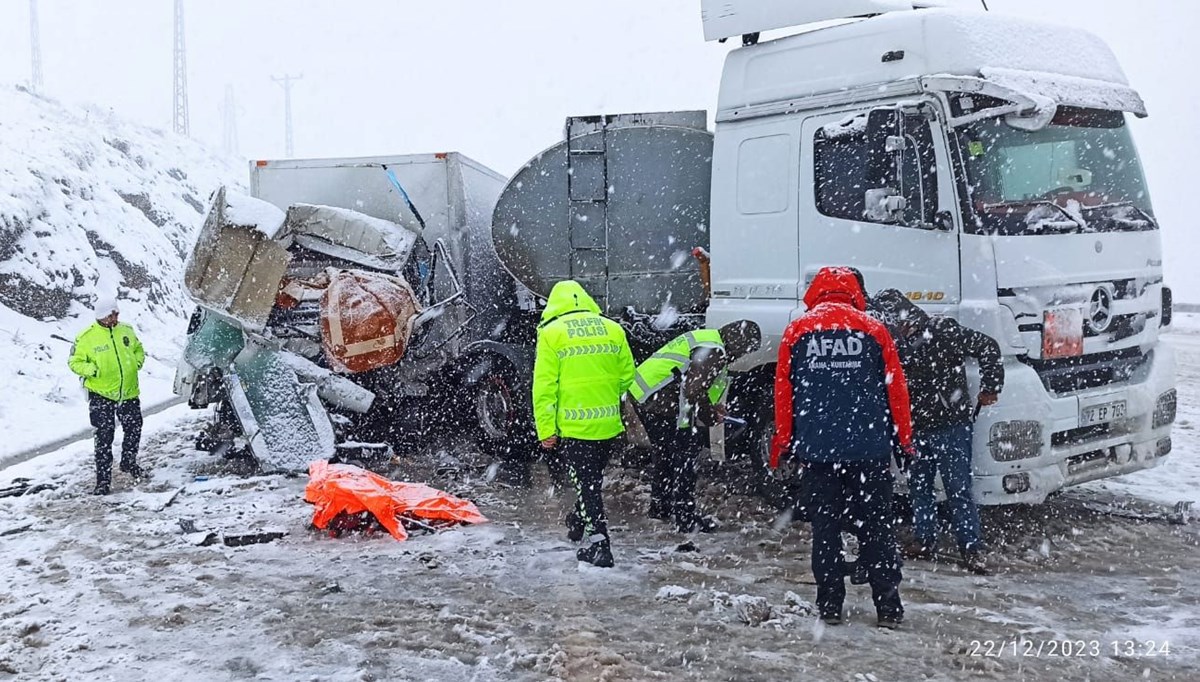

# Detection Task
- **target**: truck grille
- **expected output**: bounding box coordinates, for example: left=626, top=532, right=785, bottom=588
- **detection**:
left=1021, top=347, right=1150, bottom=395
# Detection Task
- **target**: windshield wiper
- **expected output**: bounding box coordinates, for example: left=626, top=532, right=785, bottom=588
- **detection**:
left=1080, top=201, right=1158, bottom=231
left=981, top=200, right=1088, bottom=234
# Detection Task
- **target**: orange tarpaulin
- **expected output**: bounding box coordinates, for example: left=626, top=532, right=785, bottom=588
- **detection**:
left=305, top=460, right=488, bottom=541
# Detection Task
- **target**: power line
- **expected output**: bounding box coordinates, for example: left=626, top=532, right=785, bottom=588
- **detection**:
left=272, top=74, right=303, bottom=157
left=173, top=0, right=190, bottom=136
left=29, top=0, right=43, bottom=92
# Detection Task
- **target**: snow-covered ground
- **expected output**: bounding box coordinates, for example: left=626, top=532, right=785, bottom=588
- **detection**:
left=0, top=316, right=1197, bottom=680
left=0, top=85, right=242, bottom=460
left=1083, top=312, right=1200, bottom=507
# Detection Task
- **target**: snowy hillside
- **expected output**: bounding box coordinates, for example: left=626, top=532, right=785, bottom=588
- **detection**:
left=0, top=84, right=243, bottom=459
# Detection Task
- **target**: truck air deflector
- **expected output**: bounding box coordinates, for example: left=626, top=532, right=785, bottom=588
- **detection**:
left=717, top=73, right=1145, bottom=126
left=701, top=0, right=913, bottom=42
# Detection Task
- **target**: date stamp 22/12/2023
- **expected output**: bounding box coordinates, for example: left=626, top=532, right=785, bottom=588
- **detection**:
left=969, top=639, right=1172, bottom=658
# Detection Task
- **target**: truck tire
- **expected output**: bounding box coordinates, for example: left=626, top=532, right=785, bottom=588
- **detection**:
left=737, top=370, right=795, bottom=510
left=470, top=356, right=534, bottom=460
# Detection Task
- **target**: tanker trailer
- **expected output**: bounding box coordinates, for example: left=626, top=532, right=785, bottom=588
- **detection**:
left=476, top=111, right=715, bottom=459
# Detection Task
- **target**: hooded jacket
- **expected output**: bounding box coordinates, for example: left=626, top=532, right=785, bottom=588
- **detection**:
left=68, top=321, right=145, bottom=402
left=870, top=290, right=1004, bottom=435
left=533, top=281, right=635, bottom=442
left=770, top=267, right=913, bottom=467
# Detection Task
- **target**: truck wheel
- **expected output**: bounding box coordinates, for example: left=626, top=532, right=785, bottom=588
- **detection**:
left=472, top=358, right=533, bottom=460
left=744, top=379, right=795, bottom=510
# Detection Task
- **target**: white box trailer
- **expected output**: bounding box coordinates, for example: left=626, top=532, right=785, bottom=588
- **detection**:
left=699, top=5, right=1176, bottom=504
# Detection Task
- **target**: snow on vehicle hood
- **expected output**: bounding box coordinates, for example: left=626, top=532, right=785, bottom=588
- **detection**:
left=282, top=204, right=420, bottom=271
left=223, top=190, right=287, bottom=238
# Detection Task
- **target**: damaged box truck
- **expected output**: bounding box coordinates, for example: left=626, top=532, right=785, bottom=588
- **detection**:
left=175, top=154, right=522, bottom=469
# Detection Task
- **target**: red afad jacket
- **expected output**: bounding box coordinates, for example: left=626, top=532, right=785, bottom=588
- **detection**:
left=770, top=267, right=914, bottom=467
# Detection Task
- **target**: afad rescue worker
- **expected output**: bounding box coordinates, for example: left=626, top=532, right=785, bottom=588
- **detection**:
left=627, top=321, right=761, bottom=533
left=771, top=267, right=915, bottom=628
left=533, top=280, right=635, bottom=568
left=68, top=295, right=148, bottom=495
left=871, top=290, right=1004, bottom=575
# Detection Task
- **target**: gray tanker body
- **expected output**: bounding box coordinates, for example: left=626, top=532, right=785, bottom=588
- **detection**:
left=493, top=112, right=714, bottom=323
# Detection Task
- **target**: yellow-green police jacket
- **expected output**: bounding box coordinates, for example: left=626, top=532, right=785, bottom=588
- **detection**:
left=68, top=321, right=146, bottom=402
left=533, top=281, right=635, bottom=442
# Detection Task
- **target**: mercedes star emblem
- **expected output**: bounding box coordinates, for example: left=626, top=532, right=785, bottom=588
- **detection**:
left=1087, top=286, right=1114, bottom=333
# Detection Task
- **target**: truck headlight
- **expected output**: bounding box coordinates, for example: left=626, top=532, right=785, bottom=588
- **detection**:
left=1153, top=389, right=1177, bottom=429
left=989, top=420, right=1043, bottom=461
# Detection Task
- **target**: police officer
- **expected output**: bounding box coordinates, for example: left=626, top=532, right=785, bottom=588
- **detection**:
left=533, top=280, right=635, bottom=568
left=628, top=321, right=761, bottom=532
left=771, top=267, right=915, bottom=628
left=68, top=295, right=148, bottom=495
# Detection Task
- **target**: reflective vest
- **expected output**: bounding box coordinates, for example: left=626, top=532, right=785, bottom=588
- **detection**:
left=68, top=322, right=146, bottom=402
left=629, top=329, right=728, bottom=429
left=533, top=281, right=636, bottom=442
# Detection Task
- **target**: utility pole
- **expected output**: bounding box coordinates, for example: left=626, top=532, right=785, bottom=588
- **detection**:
left=272, top=74, right=302, bottom=157
left=173, top=0, right=190, bottom=136
left=29, top=0, right=43, bottom=92
left=221, top=84, right=240, bottom=156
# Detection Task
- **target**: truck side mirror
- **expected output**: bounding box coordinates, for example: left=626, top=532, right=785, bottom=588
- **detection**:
left=863, top=108, right=904, bottom=223
left=866, top=108, right=902, bottom=189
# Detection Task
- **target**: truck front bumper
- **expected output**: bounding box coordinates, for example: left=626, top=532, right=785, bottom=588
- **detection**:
left=972, top=343, right=1176, bottom=506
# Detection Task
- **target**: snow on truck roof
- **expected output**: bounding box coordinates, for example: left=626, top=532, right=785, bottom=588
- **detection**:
left=717, top=8, right=1144, bottom=118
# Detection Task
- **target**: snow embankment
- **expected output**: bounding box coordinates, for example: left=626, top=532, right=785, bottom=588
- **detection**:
left=0, top=84, right=243, bottom=459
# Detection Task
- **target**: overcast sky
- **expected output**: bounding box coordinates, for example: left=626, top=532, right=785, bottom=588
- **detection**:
left=1, top=0, right=1197, bottom=298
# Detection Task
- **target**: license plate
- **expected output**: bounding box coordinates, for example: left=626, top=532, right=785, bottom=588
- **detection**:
left=1080, top=400, right=1127, bottom=427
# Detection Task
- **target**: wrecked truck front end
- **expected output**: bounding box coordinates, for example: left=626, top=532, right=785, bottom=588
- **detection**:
left=175, top=187, right=439, bottom=471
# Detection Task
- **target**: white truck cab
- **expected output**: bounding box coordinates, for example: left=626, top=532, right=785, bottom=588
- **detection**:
left=703, top=5, right=1176, bottom=504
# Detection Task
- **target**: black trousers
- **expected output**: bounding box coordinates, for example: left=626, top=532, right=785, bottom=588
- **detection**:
left=805, top=458, right=903, bottom=619
left=560, top=437, right=616, bottom=540
left=642, top=410, right=703, bottom=524
left=89, top=393, right=143, bottom=483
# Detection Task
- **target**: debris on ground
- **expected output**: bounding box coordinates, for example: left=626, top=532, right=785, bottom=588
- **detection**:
left=0, top=478, right=56, bottom=498
left=177, top=517, right=286, bottom=547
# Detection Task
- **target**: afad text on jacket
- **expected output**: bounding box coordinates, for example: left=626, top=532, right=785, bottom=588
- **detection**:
left=770, top=267, right=913, bottom=467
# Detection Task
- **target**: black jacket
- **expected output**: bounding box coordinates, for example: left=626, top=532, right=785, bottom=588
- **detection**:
left=896, top=316, right=1004, bottom=435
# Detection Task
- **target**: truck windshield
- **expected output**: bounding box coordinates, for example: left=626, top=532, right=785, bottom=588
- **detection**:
left=957, top=107, right=1156, bottom=236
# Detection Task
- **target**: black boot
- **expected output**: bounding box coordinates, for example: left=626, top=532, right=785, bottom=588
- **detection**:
left=120, top=462, right=146, bottom=480
left=93, top=480, right=111, bottom=496
left=576, top=538, right=614, bottom=568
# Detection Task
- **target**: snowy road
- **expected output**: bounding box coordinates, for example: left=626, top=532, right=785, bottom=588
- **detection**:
left=2, top=322, right=1199, bottom=681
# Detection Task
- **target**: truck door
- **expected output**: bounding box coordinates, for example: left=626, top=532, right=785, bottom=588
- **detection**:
left=798, top=105, right=960, bottom=308
left=707, top=117, right=802, bottom=352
